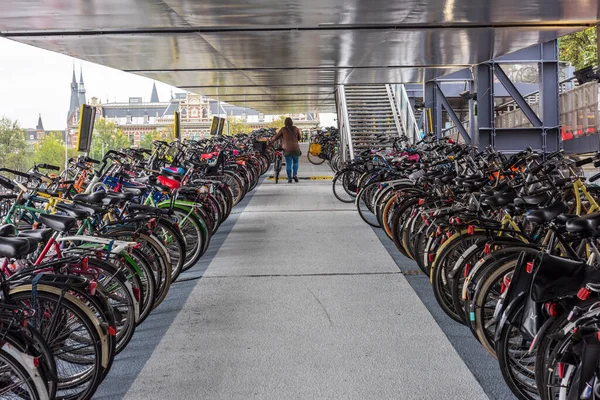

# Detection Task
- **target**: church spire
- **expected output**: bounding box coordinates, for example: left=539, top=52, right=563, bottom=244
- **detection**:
left=36, top=113, right=44, bottom=131
left=78, top=63, right=86, bottom=106
left=68, top=63, right=80, bottom=120
left=150, top=81, right=159, bottom=103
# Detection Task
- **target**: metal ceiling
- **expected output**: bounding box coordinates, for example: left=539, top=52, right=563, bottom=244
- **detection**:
left=2, top=0, right=599, bottom=113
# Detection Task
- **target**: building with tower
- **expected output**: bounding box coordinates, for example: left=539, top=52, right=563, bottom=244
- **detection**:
left=24, top=114, right=64, bottom=144
left=65, top=68, right=319, bottom=148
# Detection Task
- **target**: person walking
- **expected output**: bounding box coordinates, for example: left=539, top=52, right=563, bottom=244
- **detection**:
left=269, top=117, right=302, bottom=183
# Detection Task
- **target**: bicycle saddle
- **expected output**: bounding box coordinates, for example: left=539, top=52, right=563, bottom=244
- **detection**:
left=0, top=224, right=16, bottom=237
left=73, top=191, right=106, bottom=204
left=0, top=237, right=30, bottom=258
left=38, top=213, right=78, bottom=233
left=161, top=168, right=183, bottom=181
left=565, top=212, right=600, bottom=235
left=525, top=202, right=568, bottom=224
left=513, top=193, right=550, bottom=207
left=55, top=203, right=90, bottom=220
left=70, top=201, right=108, bottom=216
left=121, top=186, right=146, bottom=196
left=104, top=192, right=135, bottom=205
left=481, top=192, right=518, bottom=208
left=19, top=228, right=53, bottom=243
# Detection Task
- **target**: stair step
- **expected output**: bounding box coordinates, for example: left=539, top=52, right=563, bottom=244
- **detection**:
left=349, top=119, right=394, bottom=123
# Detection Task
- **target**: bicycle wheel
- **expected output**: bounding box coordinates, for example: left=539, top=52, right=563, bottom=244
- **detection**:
left=10, top=286, right=106, bottom=400
left=0, top=346, right=48, bottom=400
left=332, top=171, right=357, bottom=203
left=356, top=181, right=381, bottom=228
left=307, top=150, right=326, bottom=165
left=154, top=218, right=186, bottom=282
left=275, top=157, right=281, bottom=184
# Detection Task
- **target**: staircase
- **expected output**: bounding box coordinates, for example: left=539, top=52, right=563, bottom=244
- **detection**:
left=343, top=85, right=401, bottom=156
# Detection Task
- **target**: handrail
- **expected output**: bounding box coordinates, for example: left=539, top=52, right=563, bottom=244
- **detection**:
left=398, top=84, right=421, bottom=143
left=386, top=84, right=403, bottom=139
left=338, top=85, right=354, bottom=160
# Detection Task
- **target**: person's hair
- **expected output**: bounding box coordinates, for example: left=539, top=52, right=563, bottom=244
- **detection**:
left=284, top=117, right=293, bottom=128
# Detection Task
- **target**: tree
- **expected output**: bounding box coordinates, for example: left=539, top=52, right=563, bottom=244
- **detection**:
left=225, top=116, right=250, bottom=135
left=0, top=116, right=31, bottom=171
left=33, top=132, right=66, bottom=170
left=89, top=118, right=131, bottom=160
left=139, top=129, right=174, bottom=150
left=559, top=27, right=598, bottom=70
left=267, top=115, right=287, bottom=129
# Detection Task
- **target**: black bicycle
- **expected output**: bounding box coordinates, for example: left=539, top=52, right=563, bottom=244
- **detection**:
left=274, top=147, right=283, bottom=184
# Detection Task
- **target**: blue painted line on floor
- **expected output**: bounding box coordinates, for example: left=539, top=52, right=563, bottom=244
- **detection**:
left=95, top=175, right=267, bottom=399
left=371, top=227, right=517, bottom=400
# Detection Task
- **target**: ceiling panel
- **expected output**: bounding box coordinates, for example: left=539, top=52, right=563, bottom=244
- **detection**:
left=14, top=33, right=235, bottom=71
left=178, top=86, right=336, bottom=97
left=164, top=0, right=600, bottom=27
left=0, top=1, right=189, bottom=32
left=199, top=30, right=389, bottom=69
left=342, top=67, right=461, bottom=84
left=2, top=0, right=600, bottom=113
left=1, top=0, right=598, bottom=33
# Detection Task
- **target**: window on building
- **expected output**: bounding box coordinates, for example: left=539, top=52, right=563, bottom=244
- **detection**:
left=202, top=108, right=208, bottom=119
left=144, top=114, right=149, bottom=124
left=126, top=114, right=132, bottom=124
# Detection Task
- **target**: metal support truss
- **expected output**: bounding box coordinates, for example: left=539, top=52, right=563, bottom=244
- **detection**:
left=475, top=40, right=560, bottom=153
left=435, top=83, right=471, bottom=143
left=424, top=68, right=473, bottom=143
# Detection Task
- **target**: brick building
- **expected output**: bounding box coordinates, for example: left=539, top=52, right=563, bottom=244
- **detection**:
left=66, top=68, right=319, bottom=148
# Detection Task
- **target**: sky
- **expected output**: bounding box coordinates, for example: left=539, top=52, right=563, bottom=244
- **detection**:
left=0, top=37, right=337, bottom=131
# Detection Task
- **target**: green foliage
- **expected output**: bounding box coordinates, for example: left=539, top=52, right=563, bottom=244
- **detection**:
left=89, top=118, right=131, bottom=160
left=33, top=132, right=66, bottom=170
left=0, top=116, right=31, bottom=171
left=225, top=116, right=250, bottom=135
left=139, top=129, right=174, bottom=150
left=267, top=115, right=287, bottom=129
left=559, top=27, right=598, bottom=70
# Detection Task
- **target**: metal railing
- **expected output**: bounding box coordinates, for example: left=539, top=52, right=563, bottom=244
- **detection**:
left=397, top=84, right=421, bottom=143
left=495, top=81, right=599, bottom=142
left=336, top=85, right=354, bottom=161
left=385, top=84, right=404, bottom=139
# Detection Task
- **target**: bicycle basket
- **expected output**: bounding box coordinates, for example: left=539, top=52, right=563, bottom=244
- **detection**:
left=309, top=143, right=322, bottom=156
left=253, top=141, right=267, bottom=153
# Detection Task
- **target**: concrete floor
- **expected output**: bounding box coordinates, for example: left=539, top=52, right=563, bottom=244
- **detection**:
left=96, top=160, right=497, bottom=400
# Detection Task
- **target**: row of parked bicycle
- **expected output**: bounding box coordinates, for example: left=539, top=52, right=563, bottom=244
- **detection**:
left=307, top=128, right=341, bottom=172
left=333, top=134, right=600, bottom=400
left=0, top=131, right=276, bottom=399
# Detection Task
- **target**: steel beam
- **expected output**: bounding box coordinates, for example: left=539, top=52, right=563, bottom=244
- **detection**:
left=494, top=65, right=543, bottom=127
left=436, top=68, right=474, bottom=82
left=479, top=128, right=559, bottom=153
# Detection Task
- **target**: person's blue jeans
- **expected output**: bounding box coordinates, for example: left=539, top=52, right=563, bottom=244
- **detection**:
left=284, top=155, right=299, bottom=180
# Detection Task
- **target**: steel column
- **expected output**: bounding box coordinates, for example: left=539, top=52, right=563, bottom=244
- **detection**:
left=475, top=63, right=495, bottom=149
left=424, top=80, right=442, bottom=138
left=538, top=40, right=560, bottom=153
left=468, top=77, right=477, bottom=147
